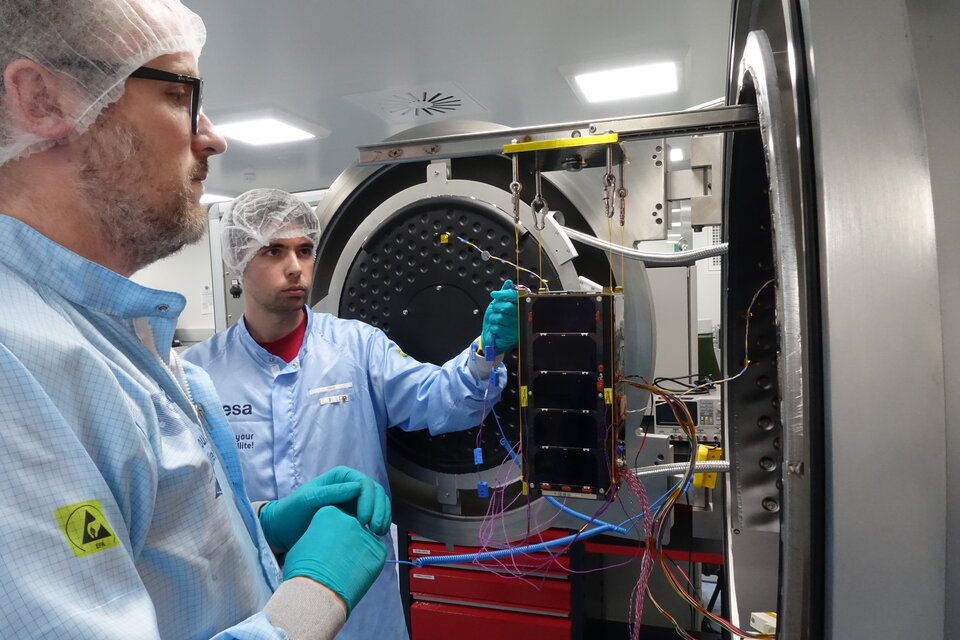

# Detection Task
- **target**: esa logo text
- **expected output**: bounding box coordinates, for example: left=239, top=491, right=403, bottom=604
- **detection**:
left=223, top=403, right=253, bottom=416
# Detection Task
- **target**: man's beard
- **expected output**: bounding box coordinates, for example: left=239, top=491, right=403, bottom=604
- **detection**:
left=77, top=117, right=207, bottom=274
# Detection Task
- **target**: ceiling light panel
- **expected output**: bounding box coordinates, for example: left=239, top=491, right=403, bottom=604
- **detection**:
left=573, top=61, right=679, bottom=103
left=211, top=107, right=330, bottom=146
left=216, top=118, right=315, bottom=146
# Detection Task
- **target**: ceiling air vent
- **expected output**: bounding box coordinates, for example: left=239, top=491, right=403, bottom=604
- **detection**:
left=344, top=82, right=486, bottom=125
left=384, top=91, right=462, bottom=117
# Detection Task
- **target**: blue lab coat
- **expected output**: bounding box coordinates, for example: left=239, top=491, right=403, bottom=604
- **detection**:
left=183, top=307, right=505, bottom=640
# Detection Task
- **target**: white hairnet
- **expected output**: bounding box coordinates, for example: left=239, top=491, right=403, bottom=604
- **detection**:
left=0, top=0, right=205, bottom=166
left=221, top=188, right=321, bottom=277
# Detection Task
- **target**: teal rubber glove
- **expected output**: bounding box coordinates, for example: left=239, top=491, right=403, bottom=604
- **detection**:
left=259, top=466, right=391, bottom=553
left=480, top=279, right=519, bottom=354
left=283, top=506, right=387, bottom=615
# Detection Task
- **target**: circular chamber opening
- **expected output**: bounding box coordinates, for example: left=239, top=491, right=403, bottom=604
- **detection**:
left=340, top=196, right=561, bottom=476
left=721, top=25, right=823, bottom=635
left=725, top=75, right=783, bottom=530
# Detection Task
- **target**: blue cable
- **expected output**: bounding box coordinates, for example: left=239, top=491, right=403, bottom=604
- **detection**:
left=409, top=482, right=686, bottom=568
left=490, top=406, right=688, bottom=534
left=413, top=523, right=623, bottom=567
left=421, top=407, right=689, bottom=570
left=546, top=496, right=628, bottom=535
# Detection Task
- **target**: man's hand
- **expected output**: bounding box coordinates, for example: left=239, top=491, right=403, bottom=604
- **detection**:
left=480, top=280, right=519, bottom=354
left=259, top=466, right=390, bottom=553
left=282, top=506, right=387, bottom=615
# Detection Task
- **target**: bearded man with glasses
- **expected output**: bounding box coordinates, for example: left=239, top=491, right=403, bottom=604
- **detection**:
left=0, top=1, right=387, bottom=639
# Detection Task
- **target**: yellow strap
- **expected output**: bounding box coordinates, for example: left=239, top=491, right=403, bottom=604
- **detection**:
left=502, top=133, right=619, bottom=154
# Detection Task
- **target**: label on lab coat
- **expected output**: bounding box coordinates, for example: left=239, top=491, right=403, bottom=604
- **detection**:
left=318, top=394, right=349, bottom=406
left=309, top=382, right=353, bottom=395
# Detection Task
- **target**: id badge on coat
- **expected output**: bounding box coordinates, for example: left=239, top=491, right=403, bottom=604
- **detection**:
left=310, top=382, right=352, bottom=406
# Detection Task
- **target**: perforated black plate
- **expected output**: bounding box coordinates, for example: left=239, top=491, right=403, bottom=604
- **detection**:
left=339, top=196, right=561, bottom=474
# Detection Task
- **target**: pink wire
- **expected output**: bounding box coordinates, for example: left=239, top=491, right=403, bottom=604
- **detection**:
left=622, top=467, right=654, bottom=640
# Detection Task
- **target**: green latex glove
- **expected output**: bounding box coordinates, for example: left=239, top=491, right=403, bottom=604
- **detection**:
left=283, top=506, right=387, bottom=615
left=259, top=466, right=391, bottom=553
left=480, top=279, right=519, bottom=354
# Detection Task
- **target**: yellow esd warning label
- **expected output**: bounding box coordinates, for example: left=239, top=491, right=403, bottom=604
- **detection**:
left=55, top=500, right=119, bottom=558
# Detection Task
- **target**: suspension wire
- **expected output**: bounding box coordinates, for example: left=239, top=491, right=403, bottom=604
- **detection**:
left=618, top=154, right=627, bottom=287
left=532, top=151, right=549, bottom=291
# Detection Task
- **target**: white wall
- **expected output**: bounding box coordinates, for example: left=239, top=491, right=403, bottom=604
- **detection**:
left=693, top=226, right=722, bottom=333
left=130, top=228, right=216, bottom=343
left=646, top=266, right=695, bottom=378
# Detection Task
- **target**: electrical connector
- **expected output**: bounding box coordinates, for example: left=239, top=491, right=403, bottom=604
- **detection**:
left=749, top=611, right=777, bottom=635
left=476, top=481, right=489, bottom=498
left=473, top=447, right=483, bottom=465
left=693, top=445, right=722, bottom=488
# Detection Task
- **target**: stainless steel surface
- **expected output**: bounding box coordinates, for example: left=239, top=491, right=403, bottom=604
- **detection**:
left=356, top=106, right=758, bottom=166
left=725, top=0, right=950, bottom=637
left=728, top=24, right=814, bottom=638
left=665, top=133, right=725, bottom=228
left=909, top=1, right=960, bottom=636
left=588, top=105, right=759, bottom=138
left=689, top=134, right=724, bottom=227
left=798, top=1, right=946, bottom=638
left=621, top=138, right=668, bottom=241
left=632, top=460, right=730, bottom=478
left=748, top=23, right=813, bottom=640
left=542, top=159, right=666, bottom=245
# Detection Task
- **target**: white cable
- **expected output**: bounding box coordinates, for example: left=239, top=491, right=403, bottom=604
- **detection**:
left=558, top=222, right=728, bottom=266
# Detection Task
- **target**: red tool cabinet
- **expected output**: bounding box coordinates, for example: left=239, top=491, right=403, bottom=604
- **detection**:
left=405, top=531, right=574, bottom=640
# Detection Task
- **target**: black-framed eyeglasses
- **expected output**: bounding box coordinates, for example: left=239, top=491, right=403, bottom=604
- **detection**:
left=129, top=66, right=203, bottom=134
